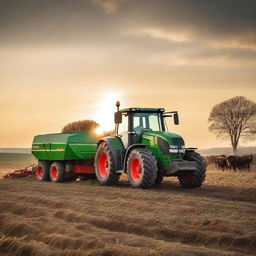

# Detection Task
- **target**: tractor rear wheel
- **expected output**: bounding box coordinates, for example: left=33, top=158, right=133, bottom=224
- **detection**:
left=50, top=162, right=66, bottom=183
left=178, top=151, right=206, bottom=188
left=94, top=142, right=120, bottom=185
left=36, top=161, right=50, bottom=181
left=127, top=148, right=157, bottom=189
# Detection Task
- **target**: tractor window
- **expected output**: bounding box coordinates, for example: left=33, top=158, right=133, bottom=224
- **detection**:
left=133, top=113, right=162, bottom=134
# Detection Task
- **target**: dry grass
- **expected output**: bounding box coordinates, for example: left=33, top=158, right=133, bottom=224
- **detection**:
left=205, top=165, right=256, bottom=189
left=0, top=157, right=256, bottom=256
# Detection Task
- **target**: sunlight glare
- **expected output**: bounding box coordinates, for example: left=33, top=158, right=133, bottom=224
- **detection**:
left=95, top=92, right=122, bottom=132
left=95, top=126, right=104, bottom=135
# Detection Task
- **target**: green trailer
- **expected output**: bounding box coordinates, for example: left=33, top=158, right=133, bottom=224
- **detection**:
left=32, top=132, right=98, bottom=182
left=32, top=102, right=206, bottom=188
left=32, top=132, right=98, bottom=161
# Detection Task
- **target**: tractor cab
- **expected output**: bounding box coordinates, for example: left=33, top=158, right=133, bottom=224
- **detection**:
left=114, top=103, right=179, bottom=148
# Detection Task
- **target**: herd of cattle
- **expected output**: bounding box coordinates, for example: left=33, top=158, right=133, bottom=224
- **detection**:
left=204, top=154, right=254, bottom=171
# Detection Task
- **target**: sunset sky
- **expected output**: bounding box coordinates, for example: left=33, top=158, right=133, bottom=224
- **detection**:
left=0, top=0, right=255, bottom=148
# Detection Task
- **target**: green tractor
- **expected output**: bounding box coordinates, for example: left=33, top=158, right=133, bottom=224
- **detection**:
left=94, top=101, right=206, bottom=188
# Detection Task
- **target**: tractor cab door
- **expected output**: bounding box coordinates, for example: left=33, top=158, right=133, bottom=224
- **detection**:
left=117, top=113, right=129, bottom=148
left=132, top=114, right=146, bottom=143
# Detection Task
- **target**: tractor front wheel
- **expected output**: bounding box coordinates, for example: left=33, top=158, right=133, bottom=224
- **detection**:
left=36, top=161, right=50, bottom=181
left=178, top=151, right=206, bottom=188
left=127, top=148, right=157, bottom=189
left=94, top=142, right=120, bottom=185
left=50, top=162, right=66, bottom=183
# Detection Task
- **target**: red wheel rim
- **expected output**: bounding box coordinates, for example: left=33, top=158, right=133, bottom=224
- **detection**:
left=51, top=166, right=58, bottom=180
left=37, top=166, right=43, bottom=179
left=99, top=152, right=108, bottom=177
left=131, top=158, right=142, bottom=180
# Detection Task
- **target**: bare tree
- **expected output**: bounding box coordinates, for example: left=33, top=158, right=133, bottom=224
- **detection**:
left=62, top=120, right=99, bottom=133
left=208, top=96, right=256, bottom=155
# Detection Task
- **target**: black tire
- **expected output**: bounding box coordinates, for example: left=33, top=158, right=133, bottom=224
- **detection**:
left=127, top=148, right=157, bottom=189
left=36, top=161, right=50, bottom=181
left=94, top=142, right=120, bottom=185
left=178, top=151, right=206, bottom=188
left=79, top=173, right=97, bottom=180
left=155, top=172, right=164, bottom=184
left=50, top=162, right=66, bottom=183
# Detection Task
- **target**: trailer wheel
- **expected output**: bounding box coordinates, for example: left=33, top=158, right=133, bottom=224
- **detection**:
left=36, top=161, right=50, bottom=181
left=127, top=148, right=157, bottom=189
left=178, top=151, right=206, bottom=188
left=50, top=162, right=65, bottom=183
left=94, top=142, right=120, bottom=185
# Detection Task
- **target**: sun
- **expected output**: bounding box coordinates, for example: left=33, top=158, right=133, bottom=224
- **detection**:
left=95, top=126, right=104, bottom=135
left=94, top=92, right=122, bottom=132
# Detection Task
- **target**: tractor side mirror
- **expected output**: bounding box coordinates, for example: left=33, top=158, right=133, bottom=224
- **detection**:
left=174, top=112, right=179, bottom=125
left=114, top=112, right=122, bottom=124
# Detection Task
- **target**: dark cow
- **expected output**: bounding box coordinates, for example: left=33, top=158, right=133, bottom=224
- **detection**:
left=215, top=156, right=229, bottom=171
left=227, top=155, right=253, bottom=171
left=204, top=155, right=228, bottom=169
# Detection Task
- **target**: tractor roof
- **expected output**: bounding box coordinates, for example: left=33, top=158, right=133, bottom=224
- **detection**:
left=119, top=108, right=165, bottom=113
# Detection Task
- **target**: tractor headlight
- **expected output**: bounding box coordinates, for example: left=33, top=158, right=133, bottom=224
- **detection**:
left=179, top=145, right=186, bottom=154
left=169, top=145, right=185, bottom=154
left=169, top=145, right=178, bottom=153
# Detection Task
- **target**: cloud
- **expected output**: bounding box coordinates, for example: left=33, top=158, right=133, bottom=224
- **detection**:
left=129, top=26, right=256, bottom=52
left=90, top=0, right=125, bottom=14
left=0, top=0, right=255, bottom=51
left=123, top=0, right=256, bottom=51
left=128, top=28, right=192, bottom=43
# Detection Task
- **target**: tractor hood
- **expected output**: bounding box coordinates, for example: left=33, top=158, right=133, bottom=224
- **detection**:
left=142, top=131, right=185, bottom=148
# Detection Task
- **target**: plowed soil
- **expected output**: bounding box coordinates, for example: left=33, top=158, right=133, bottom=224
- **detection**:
left=0, top=168, right=256, bottom=256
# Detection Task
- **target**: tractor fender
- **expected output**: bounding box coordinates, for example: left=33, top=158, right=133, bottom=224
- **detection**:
left=123, top=144, right=147, bottom=172
left=97, top=136, right=125, bottom=171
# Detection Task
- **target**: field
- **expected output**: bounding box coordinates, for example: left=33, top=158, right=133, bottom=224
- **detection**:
left=0, top=153, right=35, bottom=175
left=0, top=154, right=256, bottom=256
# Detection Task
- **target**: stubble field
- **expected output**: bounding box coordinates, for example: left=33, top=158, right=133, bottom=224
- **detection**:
left=0, top=155, right=255, bottom=256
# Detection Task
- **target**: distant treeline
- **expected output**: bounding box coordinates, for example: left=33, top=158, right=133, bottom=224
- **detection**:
left=199, top=147, right=256, bottom=156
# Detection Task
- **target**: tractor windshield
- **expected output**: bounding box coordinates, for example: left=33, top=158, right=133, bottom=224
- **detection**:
left=133, top=113, right=163, bottom=134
